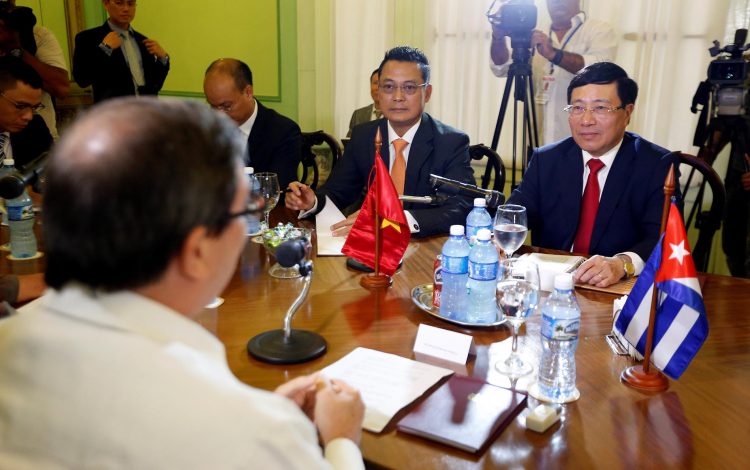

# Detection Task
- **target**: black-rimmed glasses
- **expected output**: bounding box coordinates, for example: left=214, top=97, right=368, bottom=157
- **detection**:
left=0, top=93, right=45, bottom=113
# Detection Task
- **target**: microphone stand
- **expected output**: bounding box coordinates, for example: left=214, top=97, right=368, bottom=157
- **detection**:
left=247, top=242, right=327, bottom=364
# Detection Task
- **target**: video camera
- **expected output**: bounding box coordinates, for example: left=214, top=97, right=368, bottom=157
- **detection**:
left=703, top=29, right=749, bottom=116
left=486, top=0, right=537, bottom=54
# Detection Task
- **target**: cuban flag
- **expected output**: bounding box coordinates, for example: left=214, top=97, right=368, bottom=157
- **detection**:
left=615, top=200, right=709, bottom=380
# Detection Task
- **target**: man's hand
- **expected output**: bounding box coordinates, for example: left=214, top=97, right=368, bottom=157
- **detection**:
left=531, top=30, right=555, bottom=60
left=143, top=39, right=167, bottom=59
left=742, top=154, right=750, bottom=192
left=330, top=210, right=360, bottom=237
left=274, top=373, right=319, bottom=421
left=314, top=378, right=365, bottom=446
left=285, top=181, right=316, bottom=211
left=574, top=255, right=625, bottom=287
left=102, top=31, right=122, bottom=50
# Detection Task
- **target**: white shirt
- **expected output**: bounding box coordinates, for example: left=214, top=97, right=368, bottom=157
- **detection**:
left=0, top=286, right=363, bottom=470
left=32, top=26, right=68, bottom=140
left=239, top=98, right=259, bottom=160
left=490, top=13, right=617, bottom=145
left=580, top=140, right=645, bottom=274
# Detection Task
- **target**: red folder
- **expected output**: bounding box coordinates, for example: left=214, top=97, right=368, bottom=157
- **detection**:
left=397, top=375, right=527, bottom=454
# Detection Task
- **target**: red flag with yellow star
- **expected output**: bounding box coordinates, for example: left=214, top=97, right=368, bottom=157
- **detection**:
left=342, top=151, right=410, bottom=276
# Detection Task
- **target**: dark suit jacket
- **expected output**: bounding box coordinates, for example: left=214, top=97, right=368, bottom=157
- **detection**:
left=507, top=132, right=681, bottom=260
left=316, top=113, right=474, bottom=238
left=73, top=22, right=169, bottom=103
left=10, top=115, right=52, bottom=168
left=347, top=103, right=375, bottom=138
left=246, top=101, right=302, bottom=191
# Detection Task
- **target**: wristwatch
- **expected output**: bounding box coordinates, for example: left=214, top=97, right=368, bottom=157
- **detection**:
left=551, top=49, right=564, bottom=65
left=9, top=48, right=23, bottom=58
left=616, top=254, right=635, bottom=279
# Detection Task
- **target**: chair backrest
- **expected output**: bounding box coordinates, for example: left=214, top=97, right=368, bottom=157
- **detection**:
left=469, top=143, right=505, bottom=193
left=299, top=131, right=342, bottom=189
left=677, top=152, right=726, bottom=272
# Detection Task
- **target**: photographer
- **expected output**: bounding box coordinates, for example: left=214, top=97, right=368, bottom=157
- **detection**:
left=490, top=0, right=616, bottom=145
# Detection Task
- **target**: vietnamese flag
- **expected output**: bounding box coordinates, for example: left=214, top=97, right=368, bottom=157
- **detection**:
left=342, top=149, right=410, bottom=276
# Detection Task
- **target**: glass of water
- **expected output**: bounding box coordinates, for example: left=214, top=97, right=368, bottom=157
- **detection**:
left=495, top=257, right=540, bottom=377
left=493, top=204, right=527, bottom=258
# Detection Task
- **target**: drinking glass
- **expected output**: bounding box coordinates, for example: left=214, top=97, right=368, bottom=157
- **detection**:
left=252, top=172, right=280, bottom=243
left=495, top=258, right=540, bottom=377
left=493, top=204, right=527, bottom=258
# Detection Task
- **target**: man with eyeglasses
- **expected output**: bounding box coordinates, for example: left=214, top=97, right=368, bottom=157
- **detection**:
left=203, top=58, right=301, bottom=191
left=73, top=0, right=169, bottom=103
left=508, top=62, right=680, bottom=288
left=0, top=56, right=51, bottom=168
left=0, top=98, right=365, bottom=469
left=287, top=46, right=474, bottom=238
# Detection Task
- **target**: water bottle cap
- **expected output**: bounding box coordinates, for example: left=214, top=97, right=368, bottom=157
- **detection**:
left=554, top=273, right=574, bottom=290
left=3, top=158, right=14, bottom=165
left=244, top=167, right=255, bottom=175
left=477, top=228, right=492, bottom=241
left=449, top=225, right=465, bottom=236
left=473, top=198, right=486, bottom=207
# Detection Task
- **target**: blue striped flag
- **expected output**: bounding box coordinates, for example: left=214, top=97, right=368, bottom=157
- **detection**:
left=615, top=200, right=709, bottom=380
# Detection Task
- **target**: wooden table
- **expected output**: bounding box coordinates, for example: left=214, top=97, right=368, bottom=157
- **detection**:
left=212, top=210, right=750, bottom=469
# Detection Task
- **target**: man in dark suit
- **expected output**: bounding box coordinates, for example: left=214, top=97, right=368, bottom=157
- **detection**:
left=286, top=46, right=474, bottom=238
left=203, top=58, right=301, bottom=191
left=0, top=56, right=51, bottom=167
left=508, top=62, right=680, bottom=287
left=346, top=69, right=380, bottom=138
left=72, top=0, right=169, bottom=103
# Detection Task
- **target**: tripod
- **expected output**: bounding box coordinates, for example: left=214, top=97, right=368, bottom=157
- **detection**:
left=489, top=38, right=540, bottom=190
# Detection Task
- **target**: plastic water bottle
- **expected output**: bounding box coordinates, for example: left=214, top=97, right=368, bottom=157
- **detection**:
left=244, top=167, right=261, bottom=235
left=7, top=189, right=37, bottom=258
left=537, top=273, right=581, bottom=403
left=465, top=198, right=492, bottom=246
left=0, top=158, right=15, bottom=226
left=439, top=225, right=470, bottom=321
left=466, top=228, right=498, bottom=324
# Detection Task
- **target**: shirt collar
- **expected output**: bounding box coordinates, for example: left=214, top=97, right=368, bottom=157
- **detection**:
left=107, top=20, right=134, bottom=36
left=239, top=98, right=258, bottom=138
left=386, top=118, right=421, bottom=147
left=581, top=138, right=623, bottom=168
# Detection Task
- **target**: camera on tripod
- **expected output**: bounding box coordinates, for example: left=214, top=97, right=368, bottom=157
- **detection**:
left=486, top=0, right=537, bottom=54
left=705, top=28, right=750, bottom=116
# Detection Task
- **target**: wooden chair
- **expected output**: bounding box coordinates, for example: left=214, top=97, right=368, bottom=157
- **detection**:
left=469, top=143, right=505, bottom=192
left=677, top=152, right=726, bottom=272
left=299, top=131, right=341, bottom=190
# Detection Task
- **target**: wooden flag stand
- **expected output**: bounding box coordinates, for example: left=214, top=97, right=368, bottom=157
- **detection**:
left=620, top=165, right=675, bottom=392
left=361, top=128, right=393, bottom=289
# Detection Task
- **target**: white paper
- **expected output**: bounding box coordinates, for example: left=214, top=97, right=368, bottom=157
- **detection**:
left=521, top=253, right=586, bottom=291
left=413, top=324, right=474, bottom=364
left=322, top=347, right=453, bottom=432
left=315, top=197, right=347, bottom=256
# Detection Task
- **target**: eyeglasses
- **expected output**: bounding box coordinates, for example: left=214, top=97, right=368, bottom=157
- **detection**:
left=111, top=0, right=137, bottom=7
left=225, top=199, right=265, bottom=222
left=379, top=82, right=429, bottom=96
left=210, top=102, right=236, bottom=113
left=563, top=105, right=625, bottom=116
left=0, top=93, right=45, bottom=113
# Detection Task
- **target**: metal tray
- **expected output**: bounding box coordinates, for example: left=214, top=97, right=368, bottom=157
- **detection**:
left=410, top=284, right=507, bottom=328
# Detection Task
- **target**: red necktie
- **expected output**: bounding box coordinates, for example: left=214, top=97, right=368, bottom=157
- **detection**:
left=391, top=138, right=408, bottom=195
left=573, top=158, right=606, bottom=254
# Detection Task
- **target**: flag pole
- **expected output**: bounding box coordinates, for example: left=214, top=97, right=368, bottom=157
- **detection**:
left=621, top=164, right=675, bottom=392
left=361, top=128, right=393, bottom=288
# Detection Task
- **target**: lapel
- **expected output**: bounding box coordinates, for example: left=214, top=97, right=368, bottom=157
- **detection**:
left=378, top=119, right=390, bottom=167
left=559, top=144, right=585, bottom=248
left=403, top=114, right=433, bottom=196
left=589, top=134, right=636, bottom=252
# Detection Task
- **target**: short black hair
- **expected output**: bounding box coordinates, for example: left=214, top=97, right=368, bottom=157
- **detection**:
left=378, top=46, right=430, bottom=83
left=567, top=62, right=638, bottom=106
left=43, top=98, right=243, bottom=291
left=205, top=58, right=253, bottom=89
left=0, top=56, right=42, bottom=91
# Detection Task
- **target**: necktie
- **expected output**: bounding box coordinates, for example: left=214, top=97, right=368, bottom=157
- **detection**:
left=0, top=133, right=7, bottom=161
left=573, top=158, right=606, bottom=254
left=122, top=31, right=145, bottom=88
left=391, top=138, right=408, bottom=195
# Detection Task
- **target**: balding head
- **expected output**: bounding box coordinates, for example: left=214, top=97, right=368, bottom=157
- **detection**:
left=203, top=58, right=255, bottom=125
left=44, top=97, right=244, bottom=291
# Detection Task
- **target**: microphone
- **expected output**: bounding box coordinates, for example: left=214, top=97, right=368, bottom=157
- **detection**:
left=398, top=194, right=449, bottom=205
left=0, top=152, right=48, bottom=199
left=429, top=174, right=505, bottom=209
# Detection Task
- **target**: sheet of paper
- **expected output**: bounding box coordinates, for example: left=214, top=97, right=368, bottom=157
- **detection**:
left=322, top=347, right=453, bottom=433
left=315, top=197, right=347, bottom=256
